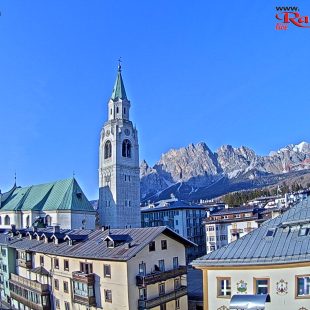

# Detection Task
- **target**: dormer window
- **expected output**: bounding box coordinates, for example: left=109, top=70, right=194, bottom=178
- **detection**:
left=107, top=240, right=114, bottom=248
left=266, top=229, right=276, bottom=237
left=299, top=227, right=309, bottom=236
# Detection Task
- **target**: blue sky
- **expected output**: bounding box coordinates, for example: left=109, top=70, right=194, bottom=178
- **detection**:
left=1, top=0, right=310, bottom=199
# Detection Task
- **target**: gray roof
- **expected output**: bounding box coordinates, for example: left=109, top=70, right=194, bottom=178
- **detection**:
left=0, top=227, right=195, bottom=261
left=192, top=197, right=310, bottom=267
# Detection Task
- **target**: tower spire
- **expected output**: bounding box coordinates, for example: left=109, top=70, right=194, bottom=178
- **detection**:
left=111, top=58, right=127, bottom=100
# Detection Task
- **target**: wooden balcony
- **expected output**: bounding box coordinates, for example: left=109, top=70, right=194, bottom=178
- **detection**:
left=138, top=286, right=187, bottom=309
left=72, top=271, right=96, bottom=307
left=72, top=271, right=95, bottom=284
left=136, top=266, right=187, bottom=287
left=73, top=294, right=96, bottom=307
left=10, top=273, right=49, bottom=292
left=9, top=274, right=50, bottom=310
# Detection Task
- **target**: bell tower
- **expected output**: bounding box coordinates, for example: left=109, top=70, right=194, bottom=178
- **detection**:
left=98, top=63, right=141, bottom=228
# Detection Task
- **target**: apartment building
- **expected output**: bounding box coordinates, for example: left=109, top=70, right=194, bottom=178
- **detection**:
left=0, top=225, right=194, bottom=310
left=141, top=199, right=206, bottom=262
left=193, top=197, right=310, bottom=310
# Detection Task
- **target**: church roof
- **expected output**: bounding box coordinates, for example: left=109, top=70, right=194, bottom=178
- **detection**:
left=111, top=65, right=127, bottom=101
left=192, top=197, right=310, bottom=267
left=0, top=178, right=95, bottom=213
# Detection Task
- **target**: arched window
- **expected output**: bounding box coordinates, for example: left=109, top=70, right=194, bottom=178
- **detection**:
left=104, top=140, right=112, bottom=159
left=122, top=139, right=131, bottom=158
left=4, top=215, right=10, bottom=226
left=45, top=215, right=52, bottom=226
left=116, top=107, right=119, bottom=114
left=26, top=215, right=30, bottom=227
left=124, top=108, right=126, bottom=115
left=0, top=216, right=2, bottom=225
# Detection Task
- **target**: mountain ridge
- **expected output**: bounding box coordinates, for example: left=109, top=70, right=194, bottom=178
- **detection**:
left=140, top=141, right=310, bottom=202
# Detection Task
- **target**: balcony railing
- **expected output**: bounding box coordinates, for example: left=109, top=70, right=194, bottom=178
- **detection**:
left=230, top=228, right=243, bottom=235
left=138, top=286, right=187, bottom=309
left=244, top=227, right=255, bottom=233
left=9, top=274, right=50, bottom=310
left=72, top=271, right=95, bottom=284
left=17, top=258, right=32, bottom=269
left=10, top=273, right=49, bottom=292
left=136, top=266, right=187, bottom=287
left=73, top=294, right=96, bottom=307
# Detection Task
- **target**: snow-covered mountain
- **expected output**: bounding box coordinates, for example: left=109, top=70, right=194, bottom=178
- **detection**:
left=140, top=141, right=310, bottom=202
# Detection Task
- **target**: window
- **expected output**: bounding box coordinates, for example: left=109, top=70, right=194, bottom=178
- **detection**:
left=159, top=283, right=165, bottom=296
left=54, top=279, right=59, bottom=290
left=160, top=305, right=166, bottom=310
left=64, top=260, right=69, bottom=271
left=266, top=229, right=276, bottom=237
left=139, top=288, right=147, bottom=300
left=139, top=262, right=146, bottom=276
left=174, top=277, right=181, bottom=289
left=54, top=258, right=59, bottom=269
left=173, top=257, right=179, bottom=269
left=1, top=249, right=6, bottom=257
left=4, top=215, right=10, bottom=226
left=254, top=278, right=269, bottom=294
left=55, top=299, right=60, bottom=309
left=64, top=301, right=70, bottom=310
left=64, top=281, right=69, bottom=293
left=296, top=275, right=310, bottom=297
left=161, top=240, right=167, bottom=250
left=158, top=260, right=165, bottom=272
left=110, top=109, right=112, bottom=115
left=116, top=107, right=119, bottom=113
left=40, top=256, right=44, bottom=266
left=80, top=262, right=93, bottom=274
left=122, top=139, right=131, bottom=158
left=149, top=241, right=155, bottom=252
left=299, top=227, right=309, bottom=236
left=176, top=298, right=180, bottom=309
left=104, top=264, right=111, bottom=278
left=124, top=107, right=126, bottom=115
left=104, top=140, right=112, bottom=159
left=105, top=289, right=112, bottom=302
left=217, top=277, right=231, bottom=298
left=2, top=265, right=7, bottom=273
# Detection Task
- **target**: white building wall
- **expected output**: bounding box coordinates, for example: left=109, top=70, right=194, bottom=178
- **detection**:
left=206, top=265, right=310, bottom=310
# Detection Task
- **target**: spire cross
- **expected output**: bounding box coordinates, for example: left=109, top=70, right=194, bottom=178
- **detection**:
left=118, top=57, right=122, bottom=72
left=14, top=171, right=17, bottom=186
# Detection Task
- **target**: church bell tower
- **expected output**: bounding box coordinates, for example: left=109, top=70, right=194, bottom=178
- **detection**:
left=98, top=63, right=141, bottom=228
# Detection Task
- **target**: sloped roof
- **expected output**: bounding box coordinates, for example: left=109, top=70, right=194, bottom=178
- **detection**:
left=0, top=178, right=95, bottom=213
left=1, top=226, right=195, bottom=261
left=111, top=67, right=127, bottom=101
left=192, top=197, right=310, bottom=267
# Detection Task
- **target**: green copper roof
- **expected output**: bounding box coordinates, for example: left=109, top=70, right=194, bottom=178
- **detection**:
left=0, top=178, right=95, bottom=213
left=111, top=66, right=127, bottom=100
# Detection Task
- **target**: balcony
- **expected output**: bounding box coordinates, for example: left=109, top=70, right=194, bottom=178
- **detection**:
left=17, top=258, right=32, bottom=269
left=136, top=266, right=187, bottom=287
left=72, top=271, right=95, bottom=284
left=72, top=272, right=96, bottom=307
left=230, top=228, right=243, bottom=235
left=138, top=286, right=187, bottom=309
left=244, top=227, right=255, bottom=233
left=9, top=274, right=50, bottom=310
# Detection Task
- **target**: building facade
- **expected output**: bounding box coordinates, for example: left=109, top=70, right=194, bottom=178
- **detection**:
left=1, top=226, right=193, bottom=310
left=141, top=198, right=206, bottom=262
left=0, top=178, right=96, bottom=230
left=193, top=197, right=310, bottom=310
left=98, top=64, right=141, bottom=229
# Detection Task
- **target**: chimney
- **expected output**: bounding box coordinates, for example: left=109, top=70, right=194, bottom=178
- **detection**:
left=11, top=224, right=16, bottom=233
left=32, top=226, right=37, bottom=232
left=53, top=225, right=60, bottom=234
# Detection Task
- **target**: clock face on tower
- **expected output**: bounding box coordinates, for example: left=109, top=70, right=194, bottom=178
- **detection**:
left=124, top=129, right=130, bottom=136
left=106, top=129, right=110, bottom=137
